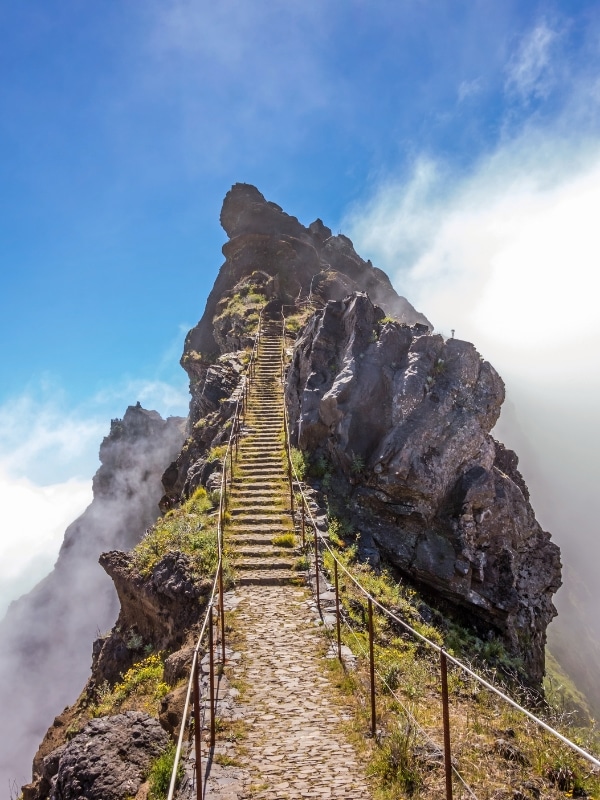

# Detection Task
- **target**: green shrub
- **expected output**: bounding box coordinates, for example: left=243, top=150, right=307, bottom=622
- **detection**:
left=290, top=447, right=308, bottom=480
left=272, top=532, right=295, bottom=548
left=148, top=743, right=183, bottom=800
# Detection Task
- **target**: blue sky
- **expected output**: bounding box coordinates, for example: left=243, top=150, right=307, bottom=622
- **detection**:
left=2, top=0, right=600, bottom=614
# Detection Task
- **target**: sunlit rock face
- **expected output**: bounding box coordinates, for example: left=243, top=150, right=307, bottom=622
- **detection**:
left=183, top=182, right=430, bottom=360
left=286, top=292, right=562, bottom=686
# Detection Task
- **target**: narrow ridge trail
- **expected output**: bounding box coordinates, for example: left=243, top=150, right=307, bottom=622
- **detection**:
left=200, top=319, right=373, bottom=800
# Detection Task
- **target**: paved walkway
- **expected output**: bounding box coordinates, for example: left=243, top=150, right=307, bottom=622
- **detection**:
left=177, top=319, right=372, bottom=799
left=196, top=585, right=373, bottom=800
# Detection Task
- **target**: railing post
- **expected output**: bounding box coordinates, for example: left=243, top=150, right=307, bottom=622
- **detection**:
left=440, top=650, right=453, bottom=800
left=368, top=598, right=376, bottom=737
left=288, top=460, right=294, bottom=516
left=334, top=559, right=342, bottom=662
left=193, top=655, right=203, bottom=800
left=219, top=561, right=226, bottom=665
left=301, top=500, right=306, bottom=548
left=313, top=526, right=320, bottom=612
left=208, top=606, right=216, bottom=748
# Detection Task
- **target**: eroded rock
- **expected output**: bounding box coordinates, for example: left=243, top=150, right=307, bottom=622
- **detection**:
left=286, top=292, right=561, bottom=685
left=49, top=712, right=167, bottom=800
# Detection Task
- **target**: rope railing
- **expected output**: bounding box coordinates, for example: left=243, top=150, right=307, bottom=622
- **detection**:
left=167, top=310, right=265, bottom=800
left=280, top=312, right=600, bottom=800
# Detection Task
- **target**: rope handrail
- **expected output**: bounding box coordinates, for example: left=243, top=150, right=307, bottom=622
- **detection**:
left=167, top=309, right=266, bottom=799
left=279, top=313, right=600, bottom=774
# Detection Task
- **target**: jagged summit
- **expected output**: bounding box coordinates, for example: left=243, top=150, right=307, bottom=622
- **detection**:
left=184, top=183, right=429, bottom=359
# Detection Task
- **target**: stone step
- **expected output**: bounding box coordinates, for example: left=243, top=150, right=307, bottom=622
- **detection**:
left=233, top=545, right=297, bottom=558
left=235, top=570, right=299, bottom=586
left=227, top=522, right=293, bottom=535
left=236, top=557, right=295, bottom=570
left=229, top=514, right=290, bottom=526
left=227, top=534, right=286, bottom=546
left=230, top=500, right=287, bottom=522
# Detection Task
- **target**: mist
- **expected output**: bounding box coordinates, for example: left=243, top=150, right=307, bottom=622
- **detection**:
left=346, top=137, right=600, bottom=693
left=0, top=406, right=186, bottom=793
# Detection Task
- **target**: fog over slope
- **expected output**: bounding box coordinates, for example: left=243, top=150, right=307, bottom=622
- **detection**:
left=0, top=406, right=185, bottom=793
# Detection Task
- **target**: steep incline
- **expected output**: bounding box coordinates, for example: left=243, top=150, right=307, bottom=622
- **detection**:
left=227, top=321, right=297, bottom=586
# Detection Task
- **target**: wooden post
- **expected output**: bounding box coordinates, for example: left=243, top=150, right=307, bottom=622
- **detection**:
left=368, top=599, right=376, bottom=737
left=208, top=606, right=216, bottom=748
left=440, top=650, right=453, bottom=800
left=219, top=562, right=226, bottom=665
left=334, top=559, right=342, bottom=662
left=193, top=655, right=203, bottom=800
left=313, top=526, right=320, bottom=612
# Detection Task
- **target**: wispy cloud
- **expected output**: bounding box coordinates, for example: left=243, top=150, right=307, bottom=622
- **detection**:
left=458, top=77, right=483, bottom=103
left=92, top=377, right=189, bottom=420
left=505, top=20, right=560, bottom=102
left=0, top=468, right=92, bottom=618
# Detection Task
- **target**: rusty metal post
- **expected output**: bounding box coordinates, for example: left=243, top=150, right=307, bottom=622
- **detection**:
left=440, top=650, right=453, bottom=800
left=193, top=655, right=203, bottom=800
left=219, top=561, right=226, bottom=665
left=301, top=500, right=306, bottom=548
left=313, top=526, right=320, bottom=612
left=288, top=460, right=294, bottom=516
left=208, top=606, right=216, bottom=748
left=334, top=559, right=342, bottom=662
left=368, top=598, right=376, bottom=737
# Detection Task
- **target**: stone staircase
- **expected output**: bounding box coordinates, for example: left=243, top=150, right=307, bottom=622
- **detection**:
left=227, top=320, right=298, bottom=586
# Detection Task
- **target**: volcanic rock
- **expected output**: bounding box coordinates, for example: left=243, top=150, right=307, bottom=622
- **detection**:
left=286, top=292, right=561, bottom=685
left=47, top=712, right=167, bottom=800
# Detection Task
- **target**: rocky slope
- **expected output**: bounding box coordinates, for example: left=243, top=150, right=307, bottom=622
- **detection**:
left=285, top=292, right=562, bottom=686
left=0, top=405, right=185, bottom=794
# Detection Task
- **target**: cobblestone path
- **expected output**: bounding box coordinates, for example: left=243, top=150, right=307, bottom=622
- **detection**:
left=178, top=319, right=373, bottom=799
left=232, top=584, right=372, bottom=799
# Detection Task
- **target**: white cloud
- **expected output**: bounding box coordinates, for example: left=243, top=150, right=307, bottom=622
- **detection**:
left=0, top=392, right=105, bottom=483
left=505, top=20, right=559, bottom=102
left=0, top=374, right=188, bottom=616
left=92, top=377, right=189, bottom=419
left=0, top=468, right=92, bottom=618
left=458, top=78, right=483, bottom=103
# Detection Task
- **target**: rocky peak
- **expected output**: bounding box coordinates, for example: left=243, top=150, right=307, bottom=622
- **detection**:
left=183, top=184, right=430, bottom=362
left=286, top=292, right=562, bottom=686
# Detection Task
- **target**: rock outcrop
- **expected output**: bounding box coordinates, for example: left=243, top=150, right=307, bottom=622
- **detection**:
left=91, top=550, right=211, bottom=686
left=35, top=712, right=167, bottom=800
left=0, top=405, right=185, bottom=793
left=183, top=182, right=429, bottom=361
left=286, top=293, right=561, bottom=685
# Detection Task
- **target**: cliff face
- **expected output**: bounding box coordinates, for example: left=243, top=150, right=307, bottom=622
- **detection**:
left=285, top=293, right=562, bottom=685
left=0, top=405, right=185, bottom=793
left=183, top=182, right=429, bottom=360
